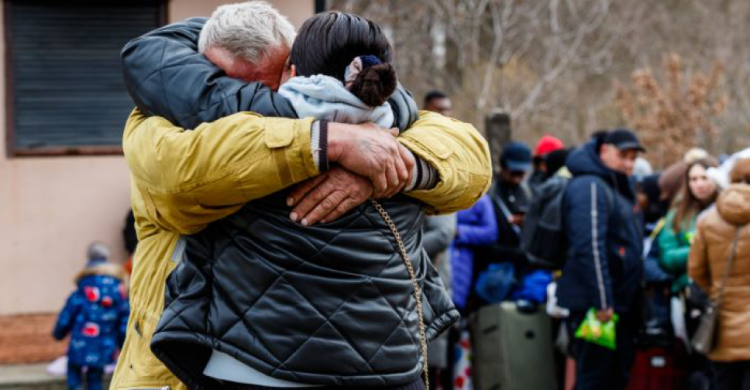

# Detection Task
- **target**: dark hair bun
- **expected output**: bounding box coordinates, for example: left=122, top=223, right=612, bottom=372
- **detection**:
left=349, top=63, right=397, bottom=107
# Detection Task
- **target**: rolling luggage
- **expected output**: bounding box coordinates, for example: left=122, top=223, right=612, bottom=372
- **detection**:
left=626, top=343, right=688, bottom=390
left=472, top=301, right=557, bottom=390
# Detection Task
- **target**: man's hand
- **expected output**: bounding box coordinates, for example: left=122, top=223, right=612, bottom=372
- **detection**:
left=596, top=308, right=614, bottom=323
left=510, top=213, right=525, bottom=227
left=287, top=167, right=374, bottom=226
left=327, top=122, right=414, bottom=198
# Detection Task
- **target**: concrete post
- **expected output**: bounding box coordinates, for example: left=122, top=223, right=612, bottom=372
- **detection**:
left=485, top=109, right=512, bottom=176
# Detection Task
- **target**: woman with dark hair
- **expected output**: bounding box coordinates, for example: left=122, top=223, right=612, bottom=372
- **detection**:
left=149, top=12, right=458, bottom=390
left=275, top=12, right=400, bottom=131
left=658, top=158, right=719, bottom=293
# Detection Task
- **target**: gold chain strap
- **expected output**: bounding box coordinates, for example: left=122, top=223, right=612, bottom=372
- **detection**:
left=369, top=199, right=429, bottom=390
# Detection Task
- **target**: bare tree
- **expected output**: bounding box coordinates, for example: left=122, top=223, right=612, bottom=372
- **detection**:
left=329, top=0, right=632, bottom=126
left=616, top=53, right=727, bottom=167
left=327, top=0, right=749, bottom=157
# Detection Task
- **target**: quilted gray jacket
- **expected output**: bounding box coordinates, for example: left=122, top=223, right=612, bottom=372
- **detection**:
left=121, top=19, right=458, bottom=389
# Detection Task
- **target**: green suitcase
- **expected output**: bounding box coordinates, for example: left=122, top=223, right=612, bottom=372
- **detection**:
left=472, top=301, right=557, bottom=390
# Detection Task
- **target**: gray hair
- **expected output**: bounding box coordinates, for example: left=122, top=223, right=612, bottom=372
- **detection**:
left=198, top=1, right=296, bottom=64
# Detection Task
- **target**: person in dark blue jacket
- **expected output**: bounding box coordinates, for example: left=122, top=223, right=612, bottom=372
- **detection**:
left=557, top=129, right=645, bottom=390
left=450, top=194, right=498, bottom=310
left=53, top=243, right=129, bottom=390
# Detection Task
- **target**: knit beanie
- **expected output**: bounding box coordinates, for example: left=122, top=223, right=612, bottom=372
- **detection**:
left=87, top=242, right=110, bottom=267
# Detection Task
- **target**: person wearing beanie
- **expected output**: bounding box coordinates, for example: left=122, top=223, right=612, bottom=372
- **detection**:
left=530, top=135, right=565, bottom=196
left=53, top=242, right=129, bottom=390
left=689, top=158, right=750, bottom=389
left=86, top=242, right=111, bottom=268
left=535, top=135, right=565, bottom=157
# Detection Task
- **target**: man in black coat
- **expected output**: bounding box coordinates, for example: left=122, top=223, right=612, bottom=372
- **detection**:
left=557, top=129, right=645, bottom=390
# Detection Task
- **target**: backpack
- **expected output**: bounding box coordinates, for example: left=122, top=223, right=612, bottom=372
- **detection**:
left=520, top=174, right=614, bottom=270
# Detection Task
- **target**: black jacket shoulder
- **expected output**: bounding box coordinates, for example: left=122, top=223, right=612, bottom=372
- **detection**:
left=121, top=18, right=419, bottom=131
left=121, top=17, right=297, bottom=129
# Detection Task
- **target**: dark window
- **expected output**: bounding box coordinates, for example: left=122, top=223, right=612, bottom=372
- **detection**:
left=5, top=1, right=165, bottom=156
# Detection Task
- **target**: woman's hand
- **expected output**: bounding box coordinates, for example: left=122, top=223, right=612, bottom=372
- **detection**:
left=596, top=308, right=614, bottom=323
left=287, top=167, right=374, bottom=225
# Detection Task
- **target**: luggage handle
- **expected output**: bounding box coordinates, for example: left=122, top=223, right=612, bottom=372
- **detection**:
left=482, top=324, right=499, bottom=335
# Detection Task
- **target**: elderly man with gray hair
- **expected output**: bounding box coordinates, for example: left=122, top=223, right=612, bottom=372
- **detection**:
left=113, top=2, right=491, bottom=389
left=197, top=2, right=296, bottom=90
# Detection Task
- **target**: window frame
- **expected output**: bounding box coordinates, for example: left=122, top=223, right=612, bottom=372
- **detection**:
left=3, top=0, right=167, bottom=157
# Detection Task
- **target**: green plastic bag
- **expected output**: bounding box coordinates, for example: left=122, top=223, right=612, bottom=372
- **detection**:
left=575, top=308, right=619, bottom=350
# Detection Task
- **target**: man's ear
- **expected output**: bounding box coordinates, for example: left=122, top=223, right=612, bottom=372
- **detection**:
left=290, top=64, right=297, bottom=78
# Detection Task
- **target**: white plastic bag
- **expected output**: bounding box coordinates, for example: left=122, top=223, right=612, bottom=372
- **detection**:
left=671, top=296, right=689, bottom=346
left=546, top=282, right=570, bottom=318
left=46, top=356, right=67, bottom=377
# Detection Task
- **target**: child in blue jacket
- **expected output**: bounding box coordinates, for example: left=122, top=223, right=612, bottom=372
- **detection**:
left=53, top=243, right=129, bottom=390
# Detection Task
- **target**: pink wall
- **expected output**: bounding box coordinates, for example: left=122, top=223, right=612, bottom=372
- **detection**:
left=0, top=0, right=314, bottom=315
left=169, top=0, right=313, bottom=27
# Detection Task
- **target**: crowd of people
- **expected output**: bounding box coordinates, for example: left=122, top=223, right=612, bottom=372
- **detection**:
left=421, top=90, right=750, bottom=390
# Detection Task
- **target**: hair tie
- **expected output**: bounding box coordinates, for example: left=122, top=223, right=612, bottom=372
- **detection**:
left=344, top=55, right=382, bottom=89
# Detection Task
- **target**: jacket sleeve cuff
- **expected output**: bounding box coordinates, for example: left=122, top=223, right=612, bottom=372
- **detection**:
left=311, top=120, right=329, bottom=172
left=404, top=152, right=439, bottom=191
left=269, top=116, right=320, bottom=182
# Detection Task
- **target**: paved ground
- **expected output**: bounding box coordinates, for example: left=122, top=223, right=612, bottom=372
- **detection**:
left=0, top=364, right=111, bottom=390
left=0, top=363, right=67, bottom=390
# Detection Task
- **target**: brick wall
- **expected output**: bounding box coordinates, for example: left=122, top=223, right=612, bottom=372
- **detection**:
left=0, top=314, right=66, bottom=364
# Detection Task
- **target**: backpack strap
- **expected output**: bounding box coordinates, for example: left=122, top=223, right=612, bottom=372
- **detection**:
left=491, top=183, right=522, bottom=237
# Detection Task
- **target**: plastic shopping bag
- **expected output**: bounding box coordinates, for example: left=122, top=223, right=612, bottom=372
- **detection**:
left=575, top=308, right=619, bottom=350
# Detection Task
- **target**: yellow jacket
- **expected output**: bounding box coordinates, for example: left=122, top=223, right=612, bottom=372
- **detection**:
left=111, top=109, right=491, bottom=389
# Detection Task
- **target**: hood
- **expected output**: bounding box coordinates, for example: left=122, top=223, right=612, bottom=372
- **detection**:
left=565, top=140, right=636, bottom=200
left=717, top=184, right=750, bottom=225
left=278, top=74, right=395, bottom=128
left=76, top=263, right=125, bottom=283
